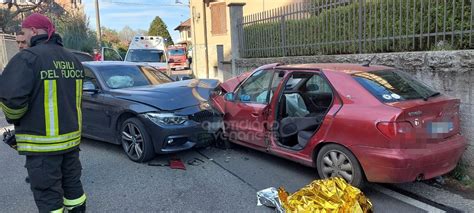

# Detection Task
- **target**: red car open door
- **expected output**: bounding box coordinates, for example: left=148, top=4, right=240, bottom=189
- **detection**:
left=223, top=70, right=279, bottom=148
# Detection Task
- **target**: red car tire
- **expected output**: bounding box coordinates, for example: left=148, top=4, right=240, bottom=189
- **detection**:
left=316, top=144, right=365, bottom=188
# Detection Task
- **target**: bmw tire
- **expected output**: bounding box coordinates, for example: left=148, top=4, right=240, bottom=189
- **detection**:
left=120, top=117, right=155, bottom=162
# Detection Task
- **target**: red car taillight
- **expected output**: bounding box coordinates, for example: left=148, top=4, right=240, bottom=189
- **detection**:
left=376, top=121, right=414, bottom=139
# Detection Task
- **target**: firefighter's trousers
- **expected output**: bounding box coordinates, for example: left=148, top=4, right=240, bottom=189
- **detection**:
left=25, top=149, right=86, bottom=213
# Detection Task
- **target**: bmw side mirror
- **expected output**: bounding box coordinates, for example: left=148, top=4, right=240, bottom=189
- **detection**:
left=224, top=92, right=235, bottom=101
left=83, top=81, right=99, bottom=93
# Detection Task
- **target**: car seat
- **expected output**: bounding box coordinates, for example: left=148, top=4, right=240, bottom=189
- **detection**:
left=297, top=131, right=314, bottom=148
left=285, top=93, right=309, bottom=117
left=278, top=116, right=323, bottom=148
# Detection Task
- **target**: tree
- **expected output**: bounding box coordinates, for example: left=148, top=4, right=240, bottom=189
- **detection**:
left=148, top=16, right=173, bottom=46
left=101, top=27, right=120, bottom=47
left=136, top=29, right=148, bottom=36
left=0, top=0, right=50, bottom=33
left=54, top=11, right=98, bottom=53
left=0, top=1, right=96, bottom=52
left=102, top=27, right=128, bottom=57
left=118, top=25, right=136, bottom=42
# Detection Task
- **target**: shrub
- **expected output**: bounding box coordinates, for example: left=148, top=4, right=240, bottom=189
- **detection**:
left=53, top=11, right=98, bottom=53
left=242, top=0, right=472, bottom=58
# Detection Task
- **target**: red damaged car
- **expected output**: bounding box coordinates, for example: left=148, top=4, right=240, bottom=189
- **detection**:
left=211, top=63, right=467, bottom=187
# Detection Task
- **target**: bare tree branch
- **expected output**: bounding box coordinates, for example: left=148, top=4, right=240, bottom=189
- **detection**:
left=10, top=0, right=45, bottom=18
left=1, top=0, right=49, bottom=33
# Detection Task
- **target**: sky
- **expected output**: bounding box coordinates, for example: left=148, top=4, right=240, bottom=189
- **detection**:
left=82, top=0, right=190, bottom=43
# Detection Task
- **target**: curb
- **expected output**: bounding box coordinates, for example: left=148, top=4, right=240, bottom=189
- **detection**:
left=381, top=184, right=463, bottom=212
left=387, top=182, right=474, bottom=212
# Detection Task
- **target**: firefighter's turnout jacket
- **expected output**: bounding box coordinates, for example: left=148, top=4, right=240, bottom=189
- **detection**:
left=0, top=34, right=84, bottom=155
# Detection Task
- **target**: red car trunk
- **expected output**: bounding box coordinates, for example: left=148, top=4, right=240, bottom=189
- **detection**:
left=388, top=97, right=461, bottom=145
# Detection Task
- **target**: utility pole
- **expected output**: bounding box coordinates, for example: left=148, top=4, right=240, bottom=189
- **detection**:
left=95, top=0, right=102, bottom=46
left=202, top=0, right=209, bottom=78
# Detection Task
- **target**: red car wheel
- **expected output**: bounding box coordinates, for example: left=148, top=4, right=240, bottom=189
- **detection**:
left=316, top=144, right=365, bottom=188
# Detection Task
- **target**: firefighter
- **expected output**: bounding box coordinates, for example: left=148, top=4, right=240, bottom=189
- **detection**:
left=16, top=31, right=28, bottom=50
left=0, top=13, right=86, bottom=213
left=15, top=30, right=32, bottom=184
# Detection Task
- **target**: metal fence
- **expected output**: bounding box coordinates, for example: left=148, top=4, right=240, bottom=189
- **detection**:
left=0, top=34, right=18, bottom=73
left=238, top=0, right=474, bottom=58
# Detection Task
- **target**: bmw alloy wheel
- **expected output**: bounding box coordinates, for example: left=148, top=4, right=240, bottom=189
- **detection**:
left=121, top=123, right=144, bottom=161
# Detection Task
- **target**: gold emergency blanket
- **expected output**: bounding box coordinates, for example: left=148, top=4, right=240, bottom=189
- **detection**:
left=278, top=177, right=373, bottom=213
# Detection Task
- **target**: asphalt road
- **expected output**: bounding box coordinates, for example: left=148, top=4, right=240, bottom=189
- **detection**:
left=0, top=111, right=8, bottom=129
left=0, top=136, right=444, bottom=212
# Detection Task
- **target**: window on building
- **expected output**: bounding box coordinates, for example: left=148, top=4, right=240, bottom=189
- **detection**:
left=187, top=30, right=192, bottom=38
left=210, top=2, right=227, bottom=35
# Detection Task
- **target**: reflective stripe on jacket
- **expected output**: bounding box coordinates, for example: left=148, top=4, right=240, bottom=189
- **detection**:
left=0, top=34, right=84, bottom=155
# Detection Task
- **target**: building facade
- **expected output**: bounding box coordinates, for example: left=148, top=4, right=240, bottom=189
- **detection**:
left=189, top=0, right=299, bottom=80
left=174, top=18, right=192, bottom=45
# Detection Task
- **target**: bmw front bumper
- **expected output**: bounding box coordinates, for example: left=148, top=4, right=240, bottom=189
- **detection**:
left=137, top=112, right=222, bottom=154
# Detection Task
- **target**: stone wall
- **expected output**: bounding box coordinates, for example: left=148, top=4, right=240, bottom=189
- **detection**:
left=235, top=50, right=474, bottom=167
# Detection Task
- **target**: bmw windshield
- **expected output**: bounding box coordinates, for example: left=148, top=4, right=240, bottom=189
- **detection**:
left=96, top=65, right=173, bottom=89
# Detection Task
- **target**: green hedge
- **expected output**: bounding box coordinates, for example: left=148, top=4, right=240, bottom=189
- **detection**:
left=242, top=0, right=472, bottom=58
left=53, top=12, right=98, bottom=53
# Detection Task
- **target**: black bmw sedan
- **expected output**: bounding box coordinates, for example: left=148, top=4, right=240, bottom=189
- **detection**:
left=81, top=61, right=221, bottom=162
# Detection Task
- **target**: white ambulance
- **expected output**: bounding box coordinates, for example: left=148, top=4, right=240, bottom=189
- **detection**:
left=124, top=36, right=168, bottom=72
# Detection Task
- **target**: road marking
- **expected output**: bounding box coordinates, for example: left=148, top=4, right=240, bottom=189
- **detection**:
left=372, top=185, right=446, bottom=213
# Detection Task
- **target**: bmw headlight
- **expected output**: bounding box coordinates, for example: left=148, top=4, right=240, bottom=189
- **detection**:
left=145, top=113, right=188, bottom=125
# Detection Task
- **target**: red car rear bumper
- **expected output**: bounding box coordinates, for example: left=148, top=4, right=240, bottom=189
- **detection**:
left=351, top=134, right=467, bottom=183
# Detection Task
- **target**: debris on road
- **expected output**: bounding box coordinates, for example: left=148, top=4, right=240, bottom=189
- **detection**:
left=256, top=187, right=285, bottom=212
left=148, top=162, right=170, bottom=167
left=169, top=158, right=186, bottom=170
left=147, top=155, right=187, bottom=170
left=187, top=158, right=205, bottom=166
left=435, top=176, right=446, bottom=185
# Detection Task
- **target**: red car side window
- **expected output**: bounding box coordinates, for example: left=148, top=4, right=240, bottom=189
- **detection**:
left=235, top=70, right=274, bottom=104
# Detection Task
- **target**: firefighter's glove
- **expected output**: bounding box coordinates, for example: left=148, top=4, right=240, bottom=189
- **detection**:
left=2, top=129, right=17, bottom=150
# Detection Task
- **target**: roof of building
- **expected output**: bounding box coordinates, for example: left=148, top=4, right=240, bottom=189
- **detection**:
left=174, top=18, right=191, bottom=31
